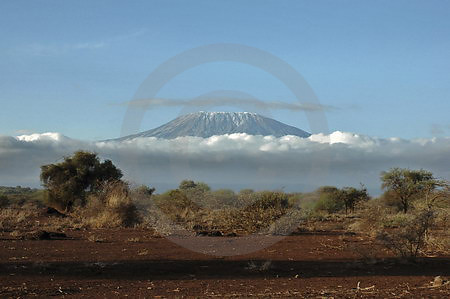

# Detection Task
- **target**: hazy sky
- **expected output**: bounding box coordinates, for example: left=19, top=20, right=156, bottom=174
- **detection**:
left=1, top=0, right=450, bottom=140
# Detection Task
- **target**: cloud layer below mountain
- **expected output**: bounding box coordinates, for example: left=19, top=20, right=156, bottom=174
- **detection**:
left=1, top=132, right=449, bottom=194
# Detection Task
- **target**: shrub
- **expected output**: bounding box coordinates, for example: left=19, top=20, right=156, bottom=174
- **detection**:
left=153, top=189, right=200, bottom=223
left=239, top=189, right=254, bottom=196
left=225, top=206, right=287, bottom=233
left=267, top=208, right=304, bottom=235
left=287, top=192, right=303, bottom=207
left=181, top=185, right=211, bottom=208
left=236, top=189, right=255, bottom=208
left=209, top=189, right=237, bottom=208
left=176, top=180, right=213, bottom=208
left=0, top=195, right=10, bottom=208
left=140, top=206, right=179, bottom=236
left=376, top=209, right=435, bottom=260
left=347, top=198, right=393, bottom=237
left=247, top=191, right=289, bottom=210
left=222, top=191, right=291, bottom=233
left=314, top=189, right=344, bottom=213
left=81, top=181, right=141, bottom=228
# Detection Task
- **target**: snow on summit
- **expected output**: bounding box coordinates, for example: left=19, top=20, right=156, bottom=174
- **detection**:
left=113, top=111, right=311, bottom=141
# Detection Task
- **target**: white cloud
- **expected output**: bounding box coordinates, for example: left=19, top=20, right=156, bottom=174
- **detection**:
left=16, top=132, right=66, bottom=142
left=0, top=132, right=449, bottom=194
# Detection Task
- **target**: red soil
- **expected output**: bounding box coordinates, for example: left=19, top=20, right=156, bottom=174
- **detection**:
left=1, top=229, right=449, bottom=298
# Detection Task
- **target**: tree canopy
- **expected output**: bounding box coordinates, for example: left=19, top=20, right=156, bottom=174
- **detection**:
left=339, top=186, right=369, bottom=214
left=40, top=151, right=122, bottom=211
left=178, top=180, right=211, bottom=192
left=381, top=168, right=437, bottom=213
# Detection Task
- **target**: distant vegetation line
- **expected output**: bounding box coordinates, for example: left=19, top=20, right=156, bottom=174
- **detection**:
left=0, top=186, right=40, bottom=195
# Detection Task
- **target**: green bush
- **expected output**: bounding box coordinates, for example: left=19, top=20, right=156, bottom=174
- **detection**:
left=314, top=194, right=344, bottom=213
left=153, top=189, right=200, bottom=223
left=314, top=187, right=344, bottom=213
left=287, top=192, right=303, bottom=207
left=40, top=151, right=123, bottom=211
left=0, top=195, right=10, bottom=208
left=178, top=180, right=210, bottom=192
left=178, top=180, right=197, bottom=190
left=210, top=189, right=237, bottom=207
left=312, top=185, right=368, bottom=214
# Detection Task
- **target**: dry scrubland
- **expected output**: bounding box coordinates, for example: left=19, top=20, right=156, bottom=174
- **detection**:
left=1, top=182, right=449, bottom=297
left=1, top=152, right=449, bottom=297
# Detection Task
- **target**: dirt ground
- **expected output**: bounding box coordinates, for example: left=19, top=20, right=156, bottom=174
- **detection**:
left=0, top=228, right=449, bottom=298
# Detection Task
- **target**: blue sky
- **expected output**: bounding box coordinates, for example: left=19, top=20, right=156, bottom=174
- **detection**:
left=1, top=0, right=450, bottom=140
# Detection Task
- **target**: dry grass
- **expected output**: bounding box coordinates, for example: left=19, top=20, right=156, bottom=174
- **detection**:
left=346, top=200, right=390, bottom=237
left=424, top=233, right=450, bottom=255
left=77, top=181, right=141, bottom=228
left=348, top=195, right=450, bottom=260
left=0, top=204, right=40, bottom=231
left=0, top=182, right=144, bottom=232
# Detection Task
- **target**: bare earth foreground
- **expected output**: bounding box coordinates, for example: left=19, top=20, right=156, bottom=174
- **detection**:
left=1, top=229, right=449, bottom=298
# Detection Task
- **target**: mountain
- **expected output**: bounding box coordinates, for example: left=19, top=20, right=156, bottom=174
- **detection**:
left=114, top=111, right=311, bottom=140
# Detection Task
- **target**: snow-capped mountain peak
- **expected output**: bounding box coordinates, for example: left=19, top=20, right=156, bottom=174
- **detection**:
left=114, top=111, right=311, bottom=140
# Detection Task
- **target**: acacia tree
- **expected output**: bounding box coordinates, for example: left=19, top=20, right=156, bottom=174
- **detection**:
left=40, top=151, right=122, bottom=211
left=339, top=186, right=369, bottom=214
left=179, top=180, right=197, bottom=190
left=422, top=179, right=450, bottom=209
left=380, top=168, right=437, bottom=213
left=315, top=186, right=369, bottom=214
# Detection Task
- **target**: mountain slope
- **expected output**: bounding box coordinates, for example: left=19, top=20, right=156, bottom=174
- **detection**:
left=114, top=111, right=311, bottom=140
